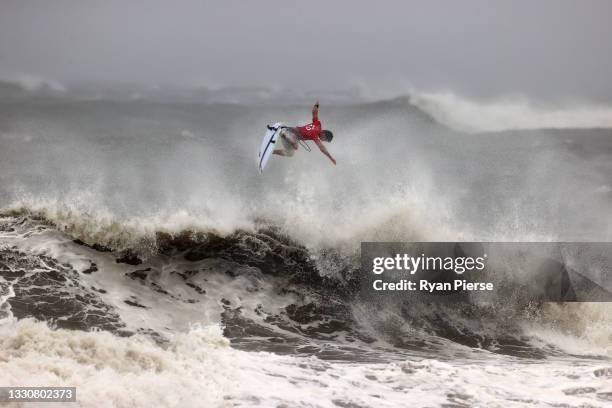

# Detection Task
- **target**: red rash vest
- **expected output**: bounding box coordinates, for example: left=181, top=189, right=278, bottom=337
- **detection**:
left=296, top=110, right=321, bottom=141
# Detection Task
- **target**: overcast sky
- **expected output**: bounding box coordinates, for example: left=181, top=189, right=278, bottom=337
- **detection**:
left=1, top=0, right=611, bottom=101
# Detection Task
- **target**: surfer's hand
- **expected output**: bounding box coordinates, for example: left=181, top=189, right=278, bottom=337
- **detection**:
left=330, top=157, right=336, bottom=165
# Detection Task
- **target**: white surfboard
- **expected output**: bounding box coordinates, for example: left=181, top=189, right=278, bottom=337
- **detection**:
left=257, top=122, right=283, bottom=174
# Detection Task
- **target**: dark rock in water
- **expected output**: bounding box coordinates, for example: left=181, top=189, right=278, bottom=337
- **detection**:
left=116, top=251, right=143, bottom=265
left=82, top=262, right=98, bottom=274
left=124, top=299, right=148, bottom=308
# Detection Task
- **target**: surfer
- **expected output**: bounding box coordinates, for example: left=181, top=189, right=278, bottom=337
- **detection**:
left=273, top=101, right=336, bottom=165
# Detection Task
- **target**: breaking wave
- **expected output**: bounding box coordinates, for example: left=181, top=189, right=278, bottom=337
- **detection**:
left=410, top=91, right=612, bottom=132
left=1, top=210, right=611, bottom=360
left=1, top=96, right=612, bottom=406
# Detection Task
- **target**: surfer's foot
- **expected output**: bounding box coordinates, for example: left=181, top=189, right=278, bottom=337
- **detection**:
left=273, top=150, right=287, bottom=156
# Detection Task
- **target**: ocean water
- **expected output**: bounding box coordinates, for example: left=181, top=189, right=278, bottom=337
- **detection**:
left=1, top=92, right=611, bottom=407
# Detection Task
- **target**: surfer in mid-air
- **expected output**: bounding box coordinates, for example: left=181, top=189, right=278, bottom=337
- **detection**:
left=273, top=101, right=336, bottom=165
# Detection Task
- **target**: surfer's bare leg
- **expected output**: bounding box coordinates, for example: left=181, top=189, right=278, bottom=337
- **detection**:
left=282, top=131, right=299, bottom=149
left=274, top=129, right=297, bottom=157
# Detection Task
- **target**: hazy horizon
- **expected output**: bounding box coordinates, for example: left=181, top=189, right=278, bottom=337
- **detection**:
left=1, top=0, right=611, bottom=103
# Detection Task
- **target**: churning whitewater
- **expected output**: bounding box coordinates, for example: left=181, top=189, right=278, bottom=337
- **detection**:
left=1, top=91, right=612, bottom=407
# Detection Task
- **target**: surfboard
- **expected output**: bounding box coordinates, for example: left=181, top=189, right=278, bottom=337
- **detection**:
left=257, top=122, right=283, bottom=174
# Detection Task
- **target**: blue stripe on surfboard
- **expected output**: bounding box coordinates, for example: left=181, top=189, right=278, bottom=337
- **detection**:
left=259, top=127, right=279, bottom=172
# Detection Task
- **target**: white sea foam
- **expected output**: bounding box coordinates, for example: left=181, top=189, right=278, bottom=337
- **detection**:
left=0, top=319, right=233, bottom=408
left=0, top=319, right=610, bottom=408
left=410, top=92, right=612, bottom=132
left=523, top=303, right=612, bottom=357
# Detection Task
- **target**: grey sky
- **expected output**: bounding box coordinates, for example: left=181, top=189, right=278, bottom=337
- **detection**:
left=1, top=0, right=611, bottom=101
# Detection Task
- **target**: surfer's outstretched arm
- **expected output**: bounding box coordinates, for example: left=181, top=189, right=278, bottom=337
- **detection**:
left=315, top=139, right=336, bottom=165
left=312, top=100, right=319, bottom=121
